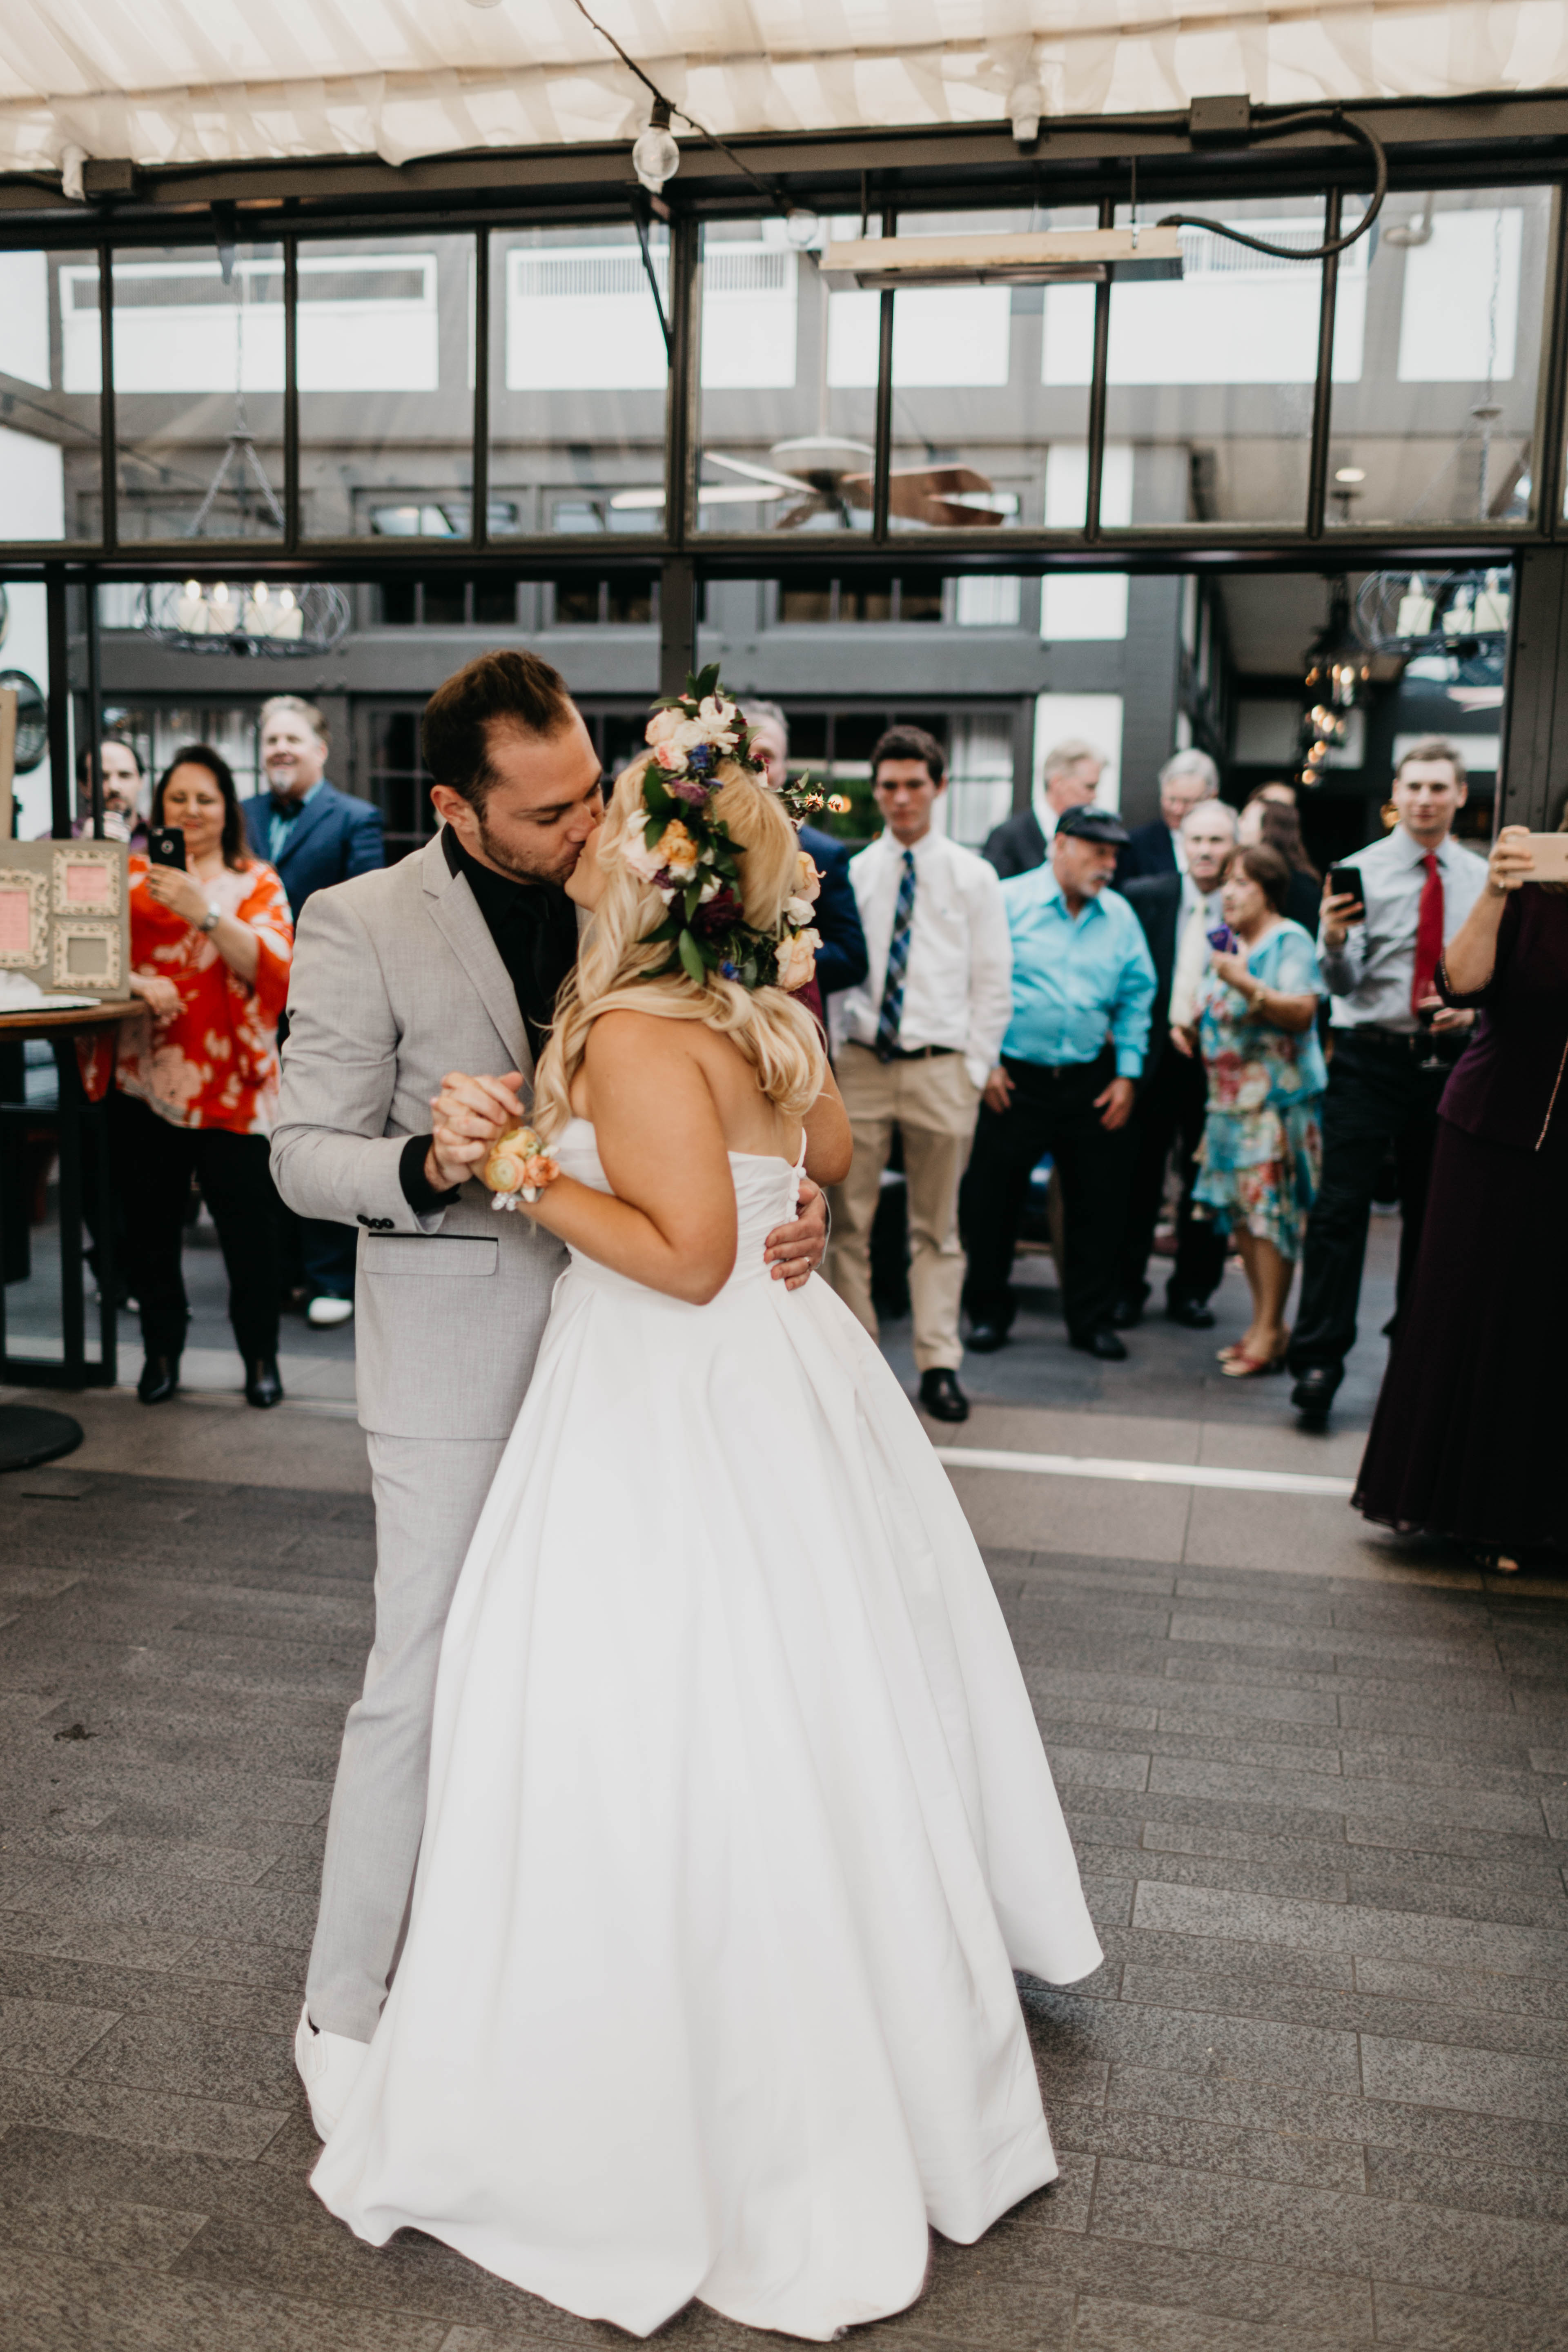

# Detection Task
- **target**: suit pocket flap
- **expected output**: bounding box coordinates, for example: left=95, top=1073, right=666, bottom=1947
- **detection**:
left=363, top=1235, right=499, bottom=1278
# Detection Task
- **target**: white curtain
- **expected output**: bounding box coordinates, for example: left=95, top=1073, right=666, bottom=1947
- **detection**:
left=4, top=1, right=1567, bottom=177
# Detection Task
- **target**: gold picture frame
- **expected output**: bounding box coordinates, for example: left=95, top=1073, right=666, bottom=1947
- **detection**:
left=0, top=866, right=48, bottom=968
left=52, top=843, right=123, bottom=918
left=51, top=922, right=123, bottom=992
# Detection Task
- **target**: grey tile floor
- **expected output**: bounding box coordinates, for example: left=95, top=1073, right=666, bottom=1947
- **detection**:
left=1, top=1452, right=1566, bottom=2350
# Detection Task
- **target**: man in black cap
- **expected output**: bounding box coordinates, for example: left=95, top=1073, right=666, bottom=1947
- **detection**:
left=960, top=804, right=1157, bottom=1361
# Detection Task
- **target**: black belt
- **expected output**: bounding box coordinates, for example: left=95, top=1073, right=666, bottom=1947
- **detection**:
left=874, top=1043, right=956, bottom=1062
left=1342, top=1026, right=1466, bottom=1058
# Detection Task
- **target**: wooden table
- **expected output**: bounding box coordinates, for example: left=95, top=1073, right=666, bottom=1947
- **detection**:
left=0, top=999, right=137, bottom=1469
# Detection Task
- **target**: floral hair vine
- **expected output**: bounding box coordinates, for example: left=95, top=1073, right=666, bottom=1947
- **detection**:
left=617, top=663, right=851, bottom=996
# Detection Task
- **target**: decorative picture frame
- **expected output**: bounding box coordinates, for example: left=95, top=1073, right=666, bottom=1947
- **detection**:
left=51, top=922, right=123, bottom=992
left=52, top=843, right=122, bottom=919
left=0, top=866, right=48, bottom=968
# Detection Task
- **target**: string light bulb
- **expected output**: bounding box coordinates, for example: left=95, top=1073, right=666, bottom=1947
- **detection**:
left=633, top=98, right=680, bottom=193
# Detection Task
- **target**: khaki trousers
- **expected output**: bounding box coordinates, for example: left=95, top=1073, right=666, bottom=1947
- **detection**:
left=827, top=1042, right=981, bottom=1372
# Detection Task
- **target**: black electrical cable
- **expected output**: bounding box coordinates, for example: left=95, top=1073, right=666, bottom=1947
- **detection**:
left=569, top=0, right=793, bottom=216
left=1155, top=108, right=1388, bottom=260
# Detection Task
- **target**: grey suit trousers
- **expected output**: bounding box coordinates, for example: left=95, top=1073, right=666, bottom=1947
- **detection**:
left=305, top=1431, right=507, bottom=2042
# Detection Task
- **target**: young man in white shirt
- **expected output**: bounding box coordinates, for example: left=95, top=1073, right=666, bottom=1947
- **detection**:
left=1287, top=737, right=1487, bottom=1419
left=829, top=726, right=1013, bottom=1424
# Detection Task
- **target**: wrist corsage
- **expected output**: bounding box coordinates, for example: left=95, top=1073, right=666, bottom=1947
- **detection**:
left=481, top=1125, right=561, bottom=1211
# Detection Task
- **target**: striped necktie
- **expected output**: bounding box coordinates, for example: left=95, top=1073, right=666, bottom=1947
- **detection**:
left=875, top=848, right=916, bottom=1060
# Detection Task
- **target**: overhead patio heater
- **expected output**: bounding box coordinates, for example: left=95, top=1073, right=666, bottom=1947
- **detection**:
left=820, top=228, right=1184, bottom=292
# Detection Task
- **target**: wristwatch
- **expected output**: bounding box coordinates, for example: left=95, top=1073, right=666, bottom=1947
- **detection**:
left=196, top=904, right=220, bottom=934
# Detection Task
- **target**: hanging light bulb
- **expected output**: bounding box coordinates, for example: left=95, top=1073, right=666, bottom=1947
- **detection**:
left=785, top=208, right=821, bottom=250
left=633, top=98, right=680, bottom=194
left=1009, top=80, right=1044, bottom=146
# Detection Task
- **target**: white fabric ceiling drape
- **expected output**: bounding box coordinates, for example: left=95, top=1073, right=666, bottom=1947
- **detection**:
left=2, top=1, right=1566, bottom=178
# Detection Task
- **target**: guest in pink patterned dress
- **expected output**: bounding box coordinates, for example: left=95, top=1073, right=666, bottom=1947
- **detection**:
left=91, top=744, right=294, bottom=1408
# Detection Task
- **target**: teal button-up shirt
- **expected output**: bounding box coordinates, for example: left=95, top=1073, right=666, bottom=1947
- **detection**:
left=1000, top=865, right=1157, bottom=1078
left=267, top=777, right=325, bottom=867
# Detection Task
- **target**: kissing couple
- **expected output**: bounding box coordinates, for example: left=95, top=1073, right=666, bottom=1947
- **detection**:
left=274, top=650, right=1101, bottom=2340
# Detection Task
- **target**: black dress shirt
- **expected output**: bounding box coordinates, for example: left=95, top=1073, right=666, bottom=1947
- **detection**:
left=399, top=826, right=579, bottom=1214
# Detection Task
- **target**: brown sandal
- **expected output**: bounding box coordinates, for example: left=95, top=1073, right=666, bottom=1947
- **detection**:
left=1221, top=1349, right=1287, bottom=1379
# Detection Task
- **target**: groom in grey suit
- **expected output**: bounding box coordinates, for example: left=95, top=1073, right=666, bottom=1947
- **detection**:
left=274, top=651, right=826, bottom=2116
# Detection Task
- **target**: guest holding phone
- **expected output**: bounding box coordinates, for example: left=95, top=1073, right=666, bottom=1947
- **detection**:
left=90, top=745, right=295, bottom=1408
left=1185, top=844, right=1326, bottom=1375
left=1354, top=819, right=1568, bottom=1573
left=1285, top=739, right=1488, bottom=1419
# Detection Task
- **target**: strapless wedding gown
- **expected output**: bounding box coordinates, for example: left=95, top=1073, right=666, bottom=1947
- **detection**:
left=312, top=1119, right=1101, bottom=2340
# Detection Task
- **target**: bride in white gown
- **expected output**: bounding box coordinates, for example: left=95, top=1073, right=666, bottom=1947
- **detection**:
left=311, top=684, right=1102, bottom=2340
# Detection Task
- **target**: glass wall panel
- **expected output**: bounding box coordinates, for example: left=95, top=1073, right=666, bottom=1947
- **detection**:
left=108, top=243, right=285, bottom=542
left=299, top=234, right=475, bottom=540
left=1325, top=185, right=1550, bottom=530
left=488, top=224, right=669, bottom=537
left=1091, top=196, right=1333, bottom=528
left=698, top=216, right=876, bottom=535
left=888, top=209, right=1097, bottom=533
left=0, top=249, right=102, bottom=541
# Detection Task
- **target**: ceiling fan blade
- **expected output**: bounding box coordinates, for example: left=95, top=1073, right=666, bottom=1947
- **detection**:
left=705, top=449, right=820, bottom=495
left=889, top=463, right=996, bottom=496
left=773, top=497, right=831, bottom=529
left=608, top=488, right=666, bottom=510
left=697, top=483, right=792, bottom=505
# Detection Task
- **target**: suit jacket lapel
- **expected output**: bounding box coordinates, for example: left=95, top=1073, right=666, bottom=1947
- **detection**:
left=274, top=784, right=338, bottom=878
left=420, top=836, right=533, bottom=1081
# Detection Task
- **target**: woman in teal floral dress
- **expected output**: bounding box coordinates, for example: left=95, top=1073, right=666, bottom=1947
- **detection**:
left=1182, top=843, right=1326, bottom=1376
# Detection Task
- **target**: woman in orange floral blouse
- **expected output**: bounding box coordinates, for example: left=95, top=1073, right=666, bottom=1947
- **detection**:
left=108, top=744, right=294, bottom=1408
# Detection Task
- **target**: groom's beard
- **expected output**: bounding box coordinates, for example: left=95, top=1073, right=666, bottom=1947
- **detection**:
left=473, top=810, right=588, bottom=890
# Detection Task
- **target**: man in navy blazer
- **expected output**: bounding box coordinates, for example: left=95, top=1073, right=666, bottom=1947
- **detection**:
left=742, top=703, right=868, bottom=1005
left=245, top=695, right=385, bottom=1323
left=1113, top=748, right=1221, bottom=887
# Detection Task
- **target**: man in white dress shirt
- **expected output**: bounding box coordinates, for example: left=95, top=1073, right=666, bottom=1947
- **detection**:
left=1287, top=738, right=1487, bottom=1419
left=829, top=726, right=1013, bottom=1424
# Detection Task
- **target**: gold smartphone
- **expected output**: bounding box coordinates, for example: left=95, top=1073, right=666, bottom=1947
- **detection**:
left=1522, top=832, right=1568, bottom=882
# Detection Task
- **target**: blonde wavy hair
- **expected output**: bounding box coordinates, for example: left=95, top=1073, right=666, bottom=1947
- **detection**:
left=530, top=751, right=827, bottom=1142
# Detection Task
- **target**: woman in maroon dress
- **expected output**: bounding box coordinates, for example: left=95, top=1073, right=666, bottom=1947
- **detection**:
left=1353, top=822, right=1568, bottom=1572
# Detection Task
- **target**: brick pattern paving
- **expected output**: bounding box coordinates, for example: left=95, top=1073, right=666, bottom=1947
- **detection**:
left=0, top=1475, right=1566, bottom=2349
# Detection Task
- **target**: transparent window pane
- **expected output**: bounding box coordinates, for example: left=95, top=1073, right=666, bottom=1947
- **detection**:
left=0, top=250, right=102, bottom=541
left=1327, top=186, right=1551, bottom=530
left=300, top=234, right=474, bottom=541
left=699, top=217, right=875, bottom=535
left=488, top=225, right=669, bottom=538
left=111, top=244, right=285, bottom=543
left=889, top=209, right=1096, bottom=534
left=1102, top=196, right=1327, bottom=528
left=0, top=580, right=60, bottom=833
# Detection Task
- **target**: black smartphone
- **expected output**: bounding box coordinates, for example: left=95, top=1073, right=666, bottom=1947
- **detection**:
left=148, top=826, right=187, bottom=871
left=1326, top=862, right=1365, bottom=918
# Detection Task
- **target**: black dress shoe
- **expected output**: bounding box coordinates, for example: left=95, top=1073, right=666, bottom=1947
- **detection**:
left=1071, top=1327, right=1128, bottom=1362
left=245, top=1356, right=284, bottom=1409
left=136, top=1354, right=180, bottom=1405
left=918, top=1368, right=970, bottom=1423
left=965, top=1320, right=1010, bottom=1354
left=1290, top=1365, right=1341, bottom=1417
left=1165, top=1296, right=1216, bottom=1330
left=1111, top=1295, right=1144, bottom=1330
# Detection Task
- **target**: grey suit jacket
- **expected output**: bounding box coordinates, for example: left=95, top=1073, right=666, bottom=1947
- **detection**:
left=271, top=835, right=570, bottom=1441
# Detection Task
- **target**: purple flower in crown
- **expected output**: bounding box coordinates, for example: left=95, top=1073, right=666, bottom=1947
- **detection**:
left=692, top=885, right=744, bottom=940
left=720, top=959, right=739, bottom=980
left=666, top=773, right=709, bottom=808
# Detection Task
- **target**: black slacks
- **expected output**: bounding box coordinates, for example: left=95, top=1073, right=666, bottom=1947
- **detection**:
left=1286, top=1029, right=1465, bottom=1377
left=960, top=1050, right=1133, bottom=1342
left=1116, top=1039, right=1227, bottom=1312
left=110, top=1087, right=281, bottom=1363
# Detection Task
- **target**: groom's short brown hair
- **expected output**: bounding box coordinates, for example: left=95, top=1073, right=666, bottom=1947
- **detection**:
left=422, top=650, right=578, bottom=809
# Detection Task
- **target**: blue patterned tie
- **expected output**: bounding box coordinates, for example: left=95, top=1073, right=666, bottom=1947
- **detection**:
left=875, top=849, right=916, bottom=1060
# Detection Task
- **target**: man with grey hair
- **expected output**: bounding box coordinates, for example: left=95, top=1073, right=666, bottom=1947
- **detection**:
left=1116, top=796, right=1239, bottom=1329
left=983, top=737, right=1105, bottom=879
left=1116, top=748, right=1221, bottom=886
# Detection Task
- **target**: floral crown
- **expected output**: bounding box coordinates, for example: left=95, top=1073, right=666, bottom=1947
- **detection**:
left=615, top=664, right=849, bottom=995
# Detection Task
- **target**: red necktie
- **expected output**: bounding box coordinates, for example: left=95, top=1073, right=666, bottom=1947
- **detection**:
left=1411, top=851, right=1443, bottom=1015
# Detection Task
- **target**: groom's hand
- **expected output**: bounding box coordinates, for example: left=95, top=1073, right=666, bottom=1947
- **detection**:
left=764, top=1178, right=828, bottom=1290
left=426, top=1069, right=525, bottom=1192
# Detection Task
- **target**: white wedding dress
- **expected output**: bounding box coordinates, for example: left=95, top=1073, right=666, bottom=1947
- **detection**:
left=312, top=1120, right=1102, bottom=2339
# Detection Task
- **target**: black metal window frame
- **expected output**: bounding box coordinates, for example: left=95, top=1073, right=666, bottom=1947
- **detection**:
left=2, top=91, right=1568, bottom=575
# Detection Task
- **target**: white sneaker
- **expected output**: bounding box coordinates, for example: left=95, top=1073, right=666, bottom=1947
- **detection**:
left=294, top=2001, right=368, bottom=2138
left=307, top=1296, right=354, bottom=1329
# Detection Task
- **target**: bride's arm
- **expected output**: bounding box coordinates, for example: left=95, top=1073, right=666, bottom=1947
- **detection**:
left=803, top=1065, right=852, bottom=1185
left=514, top=1015, right=739, bottom=1305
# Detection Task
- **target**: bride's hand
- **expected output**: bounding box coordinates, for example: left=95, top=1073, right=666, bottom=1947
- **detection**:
left=427, top=1069, right=526, bottom=1190
left=764, top=1179, right=828, bottom=1290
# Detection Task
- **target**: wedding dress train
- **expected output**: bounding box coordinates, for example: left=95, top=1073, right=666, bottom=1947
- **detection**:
left=312, top=1120, right=1102, bottom=2339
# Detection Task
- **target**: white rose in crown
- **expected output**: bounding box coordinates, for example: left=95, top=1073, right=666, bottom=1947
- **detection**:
left=796, top=851, right=822, bottom=903
left=777, top=927, right=820, bottom=993
left=645, top=707, right=683, bottom=746
left=784, top=894, right=817, bottom=927
left=619, top=814, right=668, bottom=885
